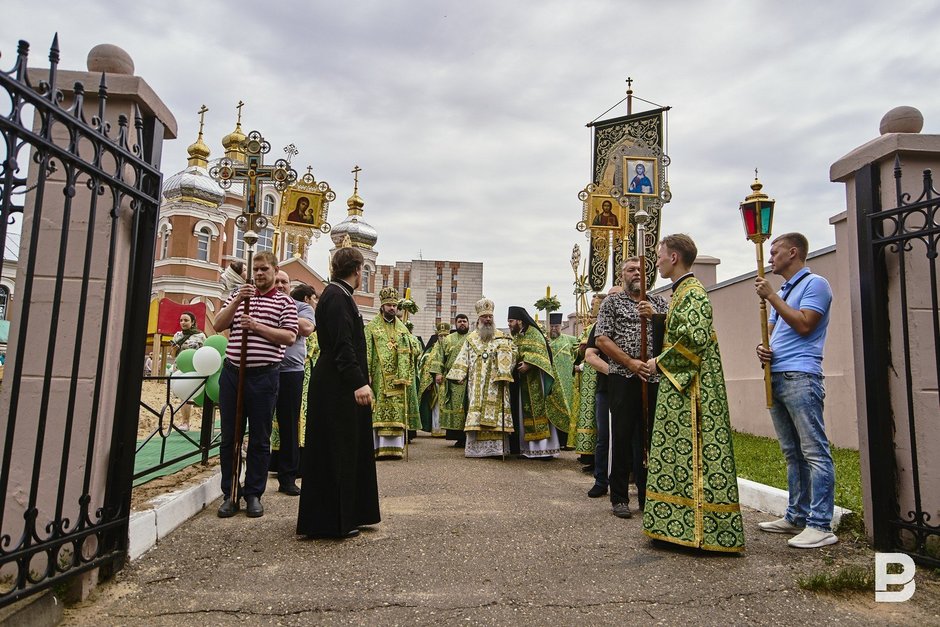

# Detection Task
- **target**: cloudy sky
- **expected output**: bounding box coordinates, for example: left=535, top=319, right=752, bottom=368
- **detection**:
left=3, top=1, right=938, bottom=324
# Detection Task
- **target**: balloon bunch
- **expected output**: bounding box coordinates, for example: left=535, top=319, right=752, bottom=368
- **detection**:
left=169, top=335, right=228, bottom=406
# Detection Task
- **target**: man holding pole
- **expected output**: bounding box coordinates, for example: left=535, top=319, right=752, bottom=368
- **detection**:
left=215, top=251, right=298, bottom=518
left=596, top=258, right=668, bottom=519
left=755, top=232, right=837, bottom=549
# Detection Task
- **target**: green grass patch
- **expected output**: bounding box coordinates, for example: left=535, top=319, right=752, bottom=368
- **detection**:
left=732, top=431, right=863, bottom=515
left=797, top=565, right=874, bottom=593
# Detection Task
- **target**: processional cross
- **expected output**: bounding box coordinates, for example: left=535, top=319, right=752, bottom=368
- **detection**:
left=209, top=125, right=298, bottom=499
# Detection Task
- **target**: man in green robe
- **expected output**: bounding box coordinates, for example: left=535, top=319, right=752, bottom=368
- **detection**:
left=418, top=322, right=450, bottom=436
left=507, top=306, right=569, bottom=459
left=640, top=234, right=745, bottom=552
left=430, top=313, right=470, bottom=447
left=548, top=312, right=579, bottom=449
left=365, top=287, right=421, bottom=459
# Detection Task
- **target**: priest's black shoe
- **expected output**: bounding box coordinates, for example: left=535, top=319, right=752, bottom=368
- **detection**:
left=587, top=484, right=608, bottom=498
left=245, top=495, right=264, bottom=518
left=278, top=483, right=301, bottom=496
left=217, top=497, right=239, bottom=518
left=345, top=529, right=360, bottom=538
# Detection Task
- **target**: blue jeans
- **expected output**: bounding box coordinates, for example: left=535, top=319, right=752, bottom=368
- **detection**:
left=769, top=371, right=835, bottom=531
left=593, top=390, right=610, bottom=488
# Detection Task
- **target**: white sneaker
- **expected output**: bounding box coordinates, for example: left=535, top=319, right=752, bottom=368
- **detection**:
left=758, top=517, right=804, bottom=534
left=787, top=527, right=839, bottom=549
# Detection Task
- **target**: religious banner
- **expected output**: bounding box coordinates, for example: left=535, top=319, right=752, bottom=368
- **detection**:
left=581, top=107, right=670, bottom=291
left=277, top=169, right=335, bottom=259
left=280, top=169, right=334, bottom=229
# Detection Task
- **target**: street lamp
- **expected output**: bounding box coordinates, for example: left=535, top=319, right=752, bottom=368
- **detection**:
left=739, top=173, right=775, bottom=408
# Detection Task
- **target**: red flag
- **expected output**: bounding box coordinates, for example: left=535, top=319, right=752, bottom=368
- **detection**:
left=157, top=299, right=207, bottom=335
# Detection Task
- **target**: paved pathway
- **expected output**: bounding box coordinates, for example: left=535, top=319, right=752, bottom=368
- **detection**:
left=64, top=436, right=939, bottom=625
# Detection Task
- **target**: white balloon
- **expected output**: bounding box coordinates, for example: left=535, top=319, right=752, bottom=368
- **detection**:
left=192, top=346, right=223, bottom=376
left=170, top=370, right=205, bottom=401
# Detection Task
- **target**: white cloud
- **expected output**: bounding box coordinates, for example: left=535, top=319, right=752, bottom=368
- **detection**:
left=3, top=0, right=938, bottom=324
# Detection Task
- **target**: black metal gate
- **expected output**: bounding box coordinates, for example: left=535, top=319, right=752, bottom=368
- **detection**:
left=0, top=37, right=164, bottom=605
left=856, top=157, right=940, bottom=568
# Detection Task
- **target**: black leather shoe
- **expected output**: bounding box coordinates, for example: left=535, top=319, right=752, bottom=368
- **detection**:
left=217, top=497, right=239, bottom=518
left=278, top=483, right=301, bottom=496
left=344, top=528, right=360, bottom=538
left=245, top=495, right=264, bottom=518
left=587, top=484, right=608, bottom=498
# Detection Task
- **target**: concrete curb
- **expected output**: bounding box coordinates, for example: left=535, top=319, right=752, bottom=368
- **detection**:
left=128, top=470, right=223, bottom=561
left=738, top=477, right=850, bottom=529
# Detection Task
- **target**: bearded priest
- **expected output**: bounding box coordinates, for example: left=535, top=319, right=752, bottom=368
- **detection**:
left=446, top=298, right=517, bottom=457
left=365, top=287, right=421, bottom=459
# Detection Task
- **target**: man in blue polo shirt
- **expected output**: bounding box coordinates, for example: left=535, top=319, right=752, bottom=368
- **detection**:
left=755, top=232, right=836, bottom=549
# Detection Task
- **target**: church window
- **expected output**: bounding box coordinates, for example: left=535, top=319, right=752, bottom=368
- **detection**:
left=196, top=227, right=211, bottom=261
left=235, top=224, right=274, bottom=257
left=436, top=285, right=442, bottom=293
left=362, top=267, right=371, bottom=293
left=263, top=194, right=276, bottom=216
left=160, top=227, right=170, bottom=260
left=0, top=286, right=8, bottom=320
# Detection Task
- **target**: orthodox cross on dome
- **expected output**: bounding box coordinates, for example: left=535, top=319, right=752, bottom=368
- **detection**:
left=210, top=130, right=298, bottom=214
left=196, top=104, right=208, bottom=137
left=306, top=165, right=314, bottom=177
left=235, top=100, right=245, bottom=124
left=351, top=164, right=362, bottom=194
left=626, top=76, right=634, bottom=115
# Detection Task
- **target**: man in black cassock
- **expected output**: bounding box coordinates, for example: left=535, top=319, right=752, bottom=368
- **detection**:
left=296, top=247, right=380, bottom=539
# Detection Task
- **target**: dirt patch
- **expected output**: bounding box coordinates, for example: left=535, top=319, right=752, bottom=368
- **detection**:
left=130, top=460, right=220, bottom=511
left=137, top=380, right=206, bottom=438
left=132, top=380, right=220, bottom=512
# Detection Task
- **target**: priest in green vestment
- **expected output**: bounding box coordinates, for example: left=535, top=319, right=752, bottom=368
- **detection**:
left=365, top=287, right=421, bottom=459
left=640, top=234, right=745, bottom=552
left=548, top=312, right=579, bottom=448
left=447, top=298, right=517, bottom=457
left=573, top=324, right=599, bottom=460
left=507, top=306, right=569, bottom=459
left=430, top=313, right=470, bottom=445
left=418, top=322, right=450, bottom=436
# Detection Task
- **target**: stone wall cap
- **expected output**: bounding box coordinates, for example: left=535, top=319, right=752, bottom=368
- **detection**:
left=26, top=68, right=177, bottom=139
left=830, top=132, right=940, bottom=182
left=829, top=210, right=847, bottom=225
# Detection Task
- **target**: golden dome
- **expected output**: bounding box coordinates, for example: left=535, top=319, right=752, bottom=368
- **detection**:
left=346, top=191, right=364, bottom=215
left=222, top=100, right=247, bottom=161
left=186, top=105, right=210, bottom=168
left=187, top=137, right=210, bottom=168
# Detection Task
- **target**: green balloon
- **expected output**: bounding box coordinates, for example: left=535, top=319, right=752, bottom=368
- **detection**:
left=192, top=389, right=206, bottom=407
left=175, top=348, right=196, bottom=373
left=206, top=371, right=221, bottom=403
left=204, top=334, right=228, bottom=358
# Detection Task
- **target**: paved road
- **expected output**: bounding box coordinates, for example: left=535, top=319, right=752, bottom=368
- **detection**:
left=65, top=436, right=939, bottom=625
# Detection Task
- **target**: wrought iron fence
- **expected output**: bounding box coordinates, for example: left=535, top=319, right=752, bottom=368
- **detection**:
left=135, top=374, right=221, bottom=485
left=856, top=157, right=940, bottom=568
left=0, top=36, right=164, bottom=606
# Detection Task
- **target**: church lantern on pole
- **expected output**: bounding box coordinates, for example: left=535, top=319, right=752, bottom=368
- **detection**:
left=739, top=172, right=776, bottom=408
